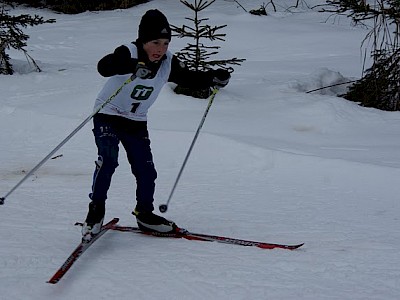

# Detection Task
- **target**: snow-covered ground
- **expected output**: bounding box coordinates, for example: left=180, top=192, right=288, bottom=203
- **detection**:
left=1, top=1, right=399, bottom=299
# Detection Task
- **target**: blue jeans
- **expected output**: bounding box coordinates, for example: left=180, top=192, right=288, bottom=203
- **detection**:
left=89, top=114, right=157, bottom=212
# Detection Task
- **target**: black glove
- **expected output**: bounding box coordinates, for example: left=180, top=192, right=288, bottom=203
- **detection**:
left=212, top=68, right=231, bottom=88
left=134, top=62, right=153, bottom=79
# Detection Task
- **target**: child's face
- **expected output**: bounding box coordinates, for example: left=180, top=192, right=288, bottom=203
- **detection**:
left=143, top=39, right=170, bottom=62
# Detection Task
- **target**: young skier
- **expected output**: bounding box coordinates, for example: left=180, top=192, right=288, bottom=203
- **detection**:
left=81, top=9, right=230, bottom=241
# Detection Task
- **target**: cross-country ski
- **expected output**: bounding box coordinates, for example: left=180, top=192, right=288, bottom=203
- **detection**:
left=47, top=218, right=119, bottom=284
left=108, top=224, right=304, bottom=250
left=49, top=219, right=302, bottom=284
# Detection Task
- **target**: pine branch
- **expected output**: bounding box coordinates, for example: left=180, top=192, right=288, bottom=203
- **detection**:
left=0, top=5, right=55, bottom=74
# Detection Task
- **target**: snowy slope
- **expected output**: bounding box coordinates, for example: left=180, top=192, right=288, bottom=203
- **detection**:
left=1, top=1, right=399, bottom=299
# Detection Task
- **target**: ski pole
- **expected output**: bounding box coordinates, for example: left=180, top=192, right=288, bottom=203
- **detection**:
left=0, top=75, right=135, bottom=206
left=159, top=87, right=219, bottom=213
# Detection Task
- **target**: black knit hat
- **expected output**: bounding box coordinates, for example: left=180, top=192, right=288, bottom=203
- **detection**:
left=138, top=9, right=171, bottom=43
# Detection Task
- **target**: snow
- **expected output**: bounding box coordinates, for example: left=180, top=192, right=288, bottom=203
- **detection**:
left=1, top=0, right=400, bottom=299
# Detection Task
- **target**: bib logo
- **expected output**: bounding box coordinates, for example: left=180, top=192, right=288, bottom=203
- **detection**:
left=131, top=85, right=154, bottom=100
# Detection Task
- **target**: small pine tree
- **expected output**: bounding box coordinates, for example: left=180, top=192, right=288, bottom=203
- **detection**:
left=172, top=0, right=245, bottom=98
left=0, top=3, right=55, bottom=75
left=323, top=0, right=400, bottom=111
left=344, top=48, right=400, bottom=110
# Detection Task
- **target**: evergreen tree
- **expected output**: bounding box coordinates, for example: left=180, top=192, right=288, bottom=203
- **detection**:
left=0, top=3, right=55, bottom=75
left=6, top=0, right=150, bottom=14
left=323, top=0, right=400, bottom=110
left=172, top=0, right=245, bottom=98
